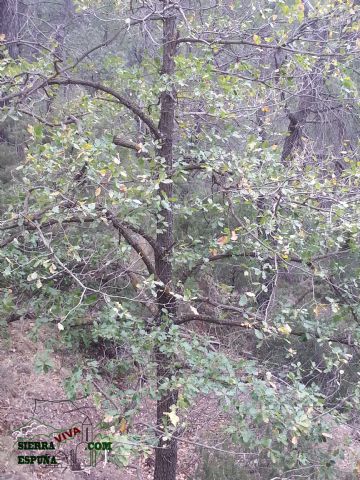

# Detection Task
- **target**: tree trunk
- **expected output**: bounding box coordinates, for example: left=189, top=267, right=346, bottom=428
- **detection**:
left=153, top=7, right=178, bottom=480
left=54, top=0, right=75, bottom=59
left=0, top=0, right=20, bottom=58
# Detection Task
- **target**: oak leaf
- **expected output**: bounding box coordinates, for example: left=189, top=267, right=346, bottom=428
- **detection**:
left=119, top=418, right=128, bottom=434
left=216, top=235, right=229, bottom=246
left=165, top=405, right=180, bottom=427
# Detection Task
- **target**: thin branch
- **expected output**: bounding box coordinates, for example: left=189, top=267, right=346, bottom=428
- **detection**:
left=176, top=314, right=259, bottom=329
left=176, top=37, right=357, bottom=58
left=176, top=314, right=358, bottom=348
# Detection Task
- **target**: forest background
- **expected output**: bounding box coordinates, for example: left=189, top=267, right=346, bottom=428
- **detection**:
left=0, top=0, right=360, bottom=479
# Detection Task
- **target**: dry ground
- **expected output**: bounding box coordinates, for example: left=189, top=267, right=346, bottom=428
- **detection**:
left=1, top=320, right=359, bottom=480
left=0, top=320, right=221, bottom=480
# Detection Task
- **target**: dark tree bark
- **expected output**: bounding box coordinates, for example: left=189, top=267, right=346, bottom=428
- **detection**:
left=0, top=0, right=22, bottom=178
left=281, top=4, right=327, bottom=164
left=0, top=0, right=20, bottom=58
left=153, top=7, right=179, bottom=480
left=54, top=0, right=75, bottom=59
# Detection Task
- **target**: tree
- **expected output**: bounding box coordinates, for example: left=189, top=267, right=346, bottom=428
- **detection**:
left=1, top=1, right=360, bottom=478
left=0, top=0, right=20, bottom=58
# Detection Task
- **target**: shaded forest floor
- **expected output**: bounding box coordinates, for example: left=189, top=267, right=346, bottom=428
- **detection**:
left=1, top=320, right=359, bottom=480
left=0, top=321, right=221, bottom=480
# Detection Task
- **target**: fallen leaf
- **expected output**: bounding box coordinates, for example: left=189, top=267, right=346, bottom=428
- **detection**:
left=119, top=418, right=128, bottom=434
left=136, top=143, right=145, bottom=153
left=253, top=34, right=261, bottom=45
left=216, top=235, right=229, bottom=246
left=27, top=272, right=38, bottom=281
left=231, top=230, right=238, bottom=241
left=49, top=263, right=57, bottom=274
left=278, top=324, right=292, bottom=336
left=314, top=304, right=328, bottom=318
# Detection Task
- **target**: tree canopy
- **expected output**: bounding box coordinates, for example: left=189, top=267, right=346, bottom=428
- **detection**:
left=1, top=0, right=360, bottom=478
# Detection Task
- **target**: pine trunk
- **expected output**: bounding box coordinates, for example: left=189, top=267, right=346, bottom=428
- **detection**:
left=0, top=0, right=20, bottom=58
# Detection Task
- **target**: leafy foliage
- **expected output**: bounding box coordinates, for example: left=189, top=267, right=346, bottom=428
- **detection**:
left=0, top=0, right=360, bottom=478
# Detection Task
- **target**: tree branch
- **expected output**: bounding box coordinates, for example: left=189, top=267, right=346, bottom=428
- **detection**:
left=176, top=37, right=355, bottom=58
left=47, top=78, right=161, bottom=140
left=176, top=314, right=258, bottom=329
left=106, top=211, right=156, bottom=276
left=113, top=135, right=143, bottom=151
left=176, top=314, right=358, bottom=348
